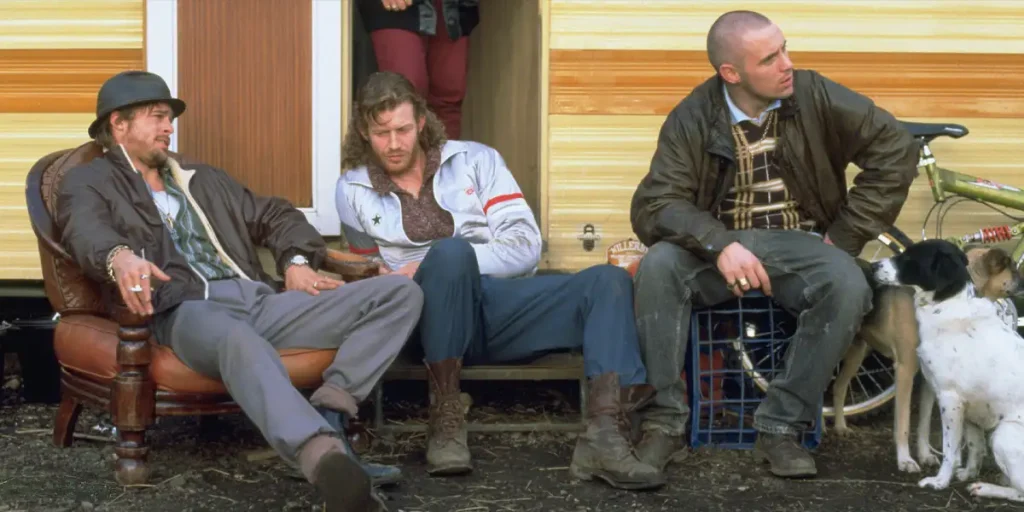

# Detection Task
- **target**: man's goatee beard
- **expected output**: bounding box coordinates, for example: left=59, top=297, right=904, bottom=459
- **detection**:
left=142, top=150, right=168, bottom=169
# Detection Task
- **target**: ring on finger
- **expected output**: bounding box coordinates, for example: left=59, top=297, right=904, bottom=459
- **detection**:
left=140, top=274, right=149, bottom=280
left=738, top=277, right=750, bottom=288
left=726, top=281, right=737, bottom=290
left=129, top=284, right=143, bottom=293
left=313, top=281, right=319, bottom=290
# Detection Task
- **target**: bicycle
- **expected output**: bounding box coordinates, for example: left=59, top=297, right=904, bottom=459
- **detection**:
left=737, top=120, right=1024, bottom=421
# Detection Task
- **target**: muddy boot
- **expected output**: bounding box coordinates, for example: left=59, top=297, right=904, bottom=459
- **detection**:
left=753, top=432, right=817, bottom=478
left=620, top=384, right=657, bottom=444
left=425, top=358, right=472, bottom=476
left=569, top=372, right=666, bottom=490
left=635, top=429, right=687, bottom=471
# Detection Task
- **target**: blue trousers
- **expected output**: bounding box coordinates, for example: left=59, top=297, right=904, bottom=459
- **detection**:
left=411, top=238, right=647, bottom=388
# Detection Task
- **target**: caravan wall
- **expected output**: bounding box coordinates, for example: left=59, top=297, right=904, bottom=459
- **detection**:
left=2, top=1, right=1024, bottom=281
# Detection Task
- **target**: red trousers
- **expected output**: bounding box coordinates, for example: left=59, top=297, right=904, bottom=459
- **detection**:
left=369, top=0, right=469, bottom=140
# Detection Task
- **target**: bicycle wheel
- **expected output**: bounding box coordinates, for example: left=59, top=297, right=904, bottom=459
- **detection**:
left=735, top=227, right=911, bottom=419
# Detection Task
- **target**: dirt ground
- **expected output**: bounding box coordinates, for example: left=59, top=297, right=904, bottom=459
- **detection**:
left=3, top=360, right=1024, bottom=512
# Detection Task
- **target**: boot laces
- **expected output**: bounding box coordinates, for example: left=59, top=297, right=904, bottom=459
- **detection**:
left=433, top=395, right=464, bottom=439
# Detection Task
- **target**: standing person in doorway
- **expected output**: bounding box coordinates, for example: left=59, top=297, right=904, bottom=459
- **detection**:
left=357, top=0, right=479, bottom=140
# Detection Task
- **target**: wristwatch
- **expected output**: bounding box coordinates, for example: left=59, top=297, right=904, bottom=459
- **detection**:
left=285, top=254, right=309, bottom=272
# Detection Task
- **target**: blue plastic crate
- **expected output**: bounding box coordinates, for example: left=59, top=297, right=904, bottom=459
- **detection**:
left=686, top=291, right=822, bottom=450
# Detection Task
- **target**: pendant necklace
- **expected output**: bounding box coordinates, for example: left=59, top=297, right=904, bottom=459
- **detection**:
left=155, top=191, right=175, bottom=231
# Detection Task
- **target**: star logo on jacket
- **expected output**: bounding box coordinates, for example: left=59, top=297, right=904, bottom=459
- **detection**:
left=372, top=214, right=381, bottom=225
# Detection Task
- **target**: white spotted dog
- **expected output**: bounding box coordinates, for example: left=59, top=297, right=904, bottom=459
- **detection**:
left=872, top=238, right=1024, bottom=502
left=832, top=245, right=1020, bottom=476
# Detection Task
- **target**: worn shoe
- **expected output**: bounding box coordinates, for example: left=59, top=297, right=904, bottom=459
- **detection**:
left=569, top=372, right=666, bottom=490
left=312, top=450, right=389, bottom=512
left=297, top=435, right=388, bottom=512
left=425, top=358, right=472, bottom=476
left=317, top=407, right=403, bottom=487
left=635, top=429, right=687, bottom=471
left=753, top=432, right=817, bottom=478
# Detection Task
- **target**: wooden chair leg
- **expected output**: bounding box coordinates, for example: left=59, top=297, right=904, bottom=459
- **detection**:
left=112, top=315, right=155, bottom=486
left=53, top=395, right=82, bottom=447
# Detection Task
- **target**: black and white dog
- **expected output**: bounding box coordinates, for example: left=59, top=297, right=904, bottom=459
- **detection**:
left=873, top=239, right=1024, bottom=502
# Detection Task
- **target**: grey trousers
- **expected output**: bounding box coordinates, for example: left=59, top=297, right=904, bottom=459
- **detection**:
left=152, top=275, right=423, bottom=464
left=633, top=230, right=872, bottom=436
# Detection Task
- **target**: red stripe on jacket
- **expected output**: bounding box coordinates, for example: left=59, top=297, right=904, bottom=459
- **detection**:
left=483, top=193, right=524, bottom=214
left=349, top=246, right=379, bottom=255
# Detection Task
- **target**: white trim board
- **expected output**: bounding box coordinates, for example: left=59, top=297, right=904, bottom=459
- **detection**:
left=143, top=0, right=343, bottom=235
left=145, top=0, right=178, bottom=152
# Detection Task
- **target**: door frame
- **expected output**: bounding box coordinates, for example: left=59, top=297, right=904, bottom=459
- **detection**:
left=144, top=0, right=348, bottom=236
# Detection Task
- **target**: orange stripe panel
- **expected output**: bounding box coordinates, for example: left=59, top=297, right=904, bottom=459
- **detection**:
left=549, top=50, right=1024, bottom=118
left=0, top=49, right=144, bottom=113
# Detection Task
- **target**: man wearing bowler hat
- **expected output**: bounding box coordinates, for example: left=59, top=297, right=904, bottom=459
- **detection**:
left=57, top=70, right=421, bottom=511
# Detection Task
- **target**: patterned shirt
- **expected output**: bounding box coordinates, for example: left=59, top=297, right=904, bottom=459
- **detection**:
left=153, top=169, right=237, bottom=281
left=716, top=90, right=816, bottom=232
left=367, top=147, right=455, bottom=242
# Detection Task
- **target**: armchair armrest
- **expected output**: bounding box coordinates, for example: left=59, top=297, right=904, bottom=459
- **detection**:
left=322, top=248, right=380, bottom=281
left=102, top=282, right=156, bottom=483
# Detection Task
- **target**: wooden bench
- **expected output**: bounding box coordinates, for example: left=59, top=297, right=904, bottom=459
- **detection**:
left=372, top=352, right=586, bottom=433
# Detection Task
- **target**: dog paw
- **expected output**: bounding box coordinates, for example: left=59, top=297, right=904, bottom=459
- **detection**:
left=832, top=424, right=854, bottom=438
left=897, top=457, right=921, bottom=473
left=968, top=482, right=992, bottom=497
left=918, top=453, right=940, bottom=467
left=955, top=468, right=976, bottom=482
left=919, top=476, right=950, bottom=490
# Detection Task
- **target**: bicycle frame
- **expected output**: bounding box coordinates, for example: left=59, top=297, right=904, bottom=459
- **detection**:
left=917, top=140, right=1024, bottom=268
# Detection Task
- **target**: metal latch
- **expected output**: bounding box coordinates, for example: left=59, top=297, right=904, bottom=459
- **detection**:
left=577, top=224, right=601, bottom=252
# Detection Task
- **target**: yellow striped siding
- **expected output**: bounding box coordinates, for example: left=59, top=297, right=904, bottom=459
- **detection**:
left=0, top=0, right=143, bottom=49
left=0, top=114, right=95, bottom=280
left=543, top=115, right=1024, bottom=271
left=0, top=0, right=143, bottom=281
left=548, top=0, right=1024, bottom=53
left=542, top=1, right=1024, bottom=271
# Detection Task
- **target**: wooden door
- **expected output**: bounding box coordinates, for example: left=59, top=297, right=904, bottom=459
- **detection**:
left=147, top=0, right=346, bottom=235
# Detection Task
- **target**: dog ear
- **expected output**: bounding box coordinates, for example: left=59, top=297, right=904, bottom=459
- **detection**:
left=982, top=247, right=1014, bottom=277
left=931, top=248, right=971, bottom=302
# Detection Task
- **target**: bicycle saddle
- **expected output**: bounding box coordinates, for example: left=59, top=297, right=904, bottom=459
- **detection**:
left=899, top=121, right=969, bottom=142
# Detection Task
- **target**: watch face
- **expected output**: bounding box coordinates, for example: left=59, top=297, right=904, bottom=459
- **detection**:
left=291, top=255, right=308, bottom=265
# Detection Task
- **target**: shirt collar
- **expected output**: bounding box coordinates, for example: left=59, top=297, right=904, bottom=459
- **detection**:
left=367, top=146, right=442, bottom=196
left=723, top=84, right=781, bottom=126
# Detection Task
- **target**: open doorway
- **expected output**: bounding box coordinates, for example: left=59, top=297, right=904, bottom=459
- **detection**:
left=347, top=1, right=543, bottom=219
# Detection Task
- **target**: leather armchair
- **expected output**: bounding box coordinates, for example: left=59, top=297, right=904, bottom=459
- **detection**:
left=25, top=141, right=378, bottom=485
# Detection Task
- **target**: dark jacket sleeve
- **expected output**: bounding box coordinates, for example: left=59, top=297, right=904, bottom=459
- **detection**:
left=211, top=167, right=328, bottom=275
left=56, top=167, right=133, bottom=284
left=816, top=74, right=919, bottom=256
left=630, top=108, right=739, bottom=262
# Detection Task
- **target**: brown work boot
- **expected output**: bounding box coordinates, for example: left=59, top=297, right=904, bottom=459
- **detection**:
left=569, top=372, right=666, bottom=490
left=635, top=429, right=687, bottom=471
left=620, top=384, right=657, bottom=443
left=753, top=432, right=817, bottom=478
left=425, top=358, right=472, bottom=476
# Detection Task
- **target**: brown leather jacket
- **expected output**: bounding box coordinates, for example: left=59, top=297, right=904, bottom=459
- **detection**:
left=630, top=69, right=918, bottom=260
left=56, top=147, right=327, bottom=314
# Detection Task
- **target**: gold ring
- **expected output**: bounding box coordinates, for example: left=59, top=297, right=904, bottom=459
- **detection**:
left=738, top=277, right=750, bottom=288
left=726, top=281, right=737, bottom=290
left=313, top=281, right=319, bottom=290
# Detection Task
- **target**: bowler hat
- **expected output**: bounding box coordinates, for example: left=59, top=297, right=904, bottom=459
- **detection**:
left=88, top=70, right=187, bottom=138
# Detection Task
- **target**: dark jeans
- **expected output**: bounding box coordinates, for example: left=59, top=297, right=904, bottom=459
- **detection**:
left=411, top=238, right=647, bottom=388
left=633, top=230, right=872, bottom=436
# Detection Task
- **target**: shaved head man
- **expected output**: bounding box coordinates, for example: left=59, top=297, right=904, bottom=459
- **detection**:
left=630, top=10, right=918, bottom=480
left=707, top=11, right=794, bottom=121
